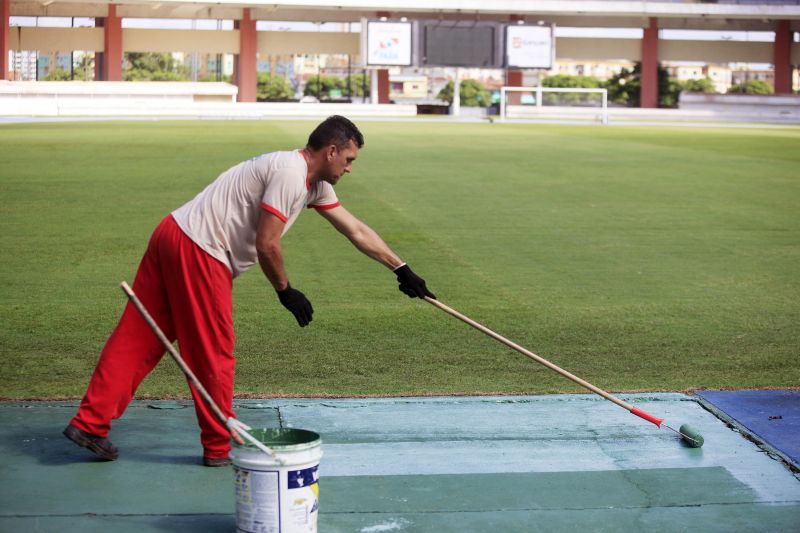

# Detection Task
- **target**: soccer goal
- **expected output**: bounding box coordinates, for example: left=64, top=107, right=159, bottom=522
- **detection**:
left=499, top=86, right=609, bottom=125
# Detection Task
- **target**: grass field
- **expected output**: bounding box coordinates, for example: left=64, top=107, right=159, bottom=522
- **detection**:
left=1, top=120, right=798, bottom=399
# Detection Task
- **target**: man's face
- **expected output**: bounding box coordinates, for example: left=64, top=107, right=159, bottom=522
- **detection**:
left=323, top=140, right=358, bottom=185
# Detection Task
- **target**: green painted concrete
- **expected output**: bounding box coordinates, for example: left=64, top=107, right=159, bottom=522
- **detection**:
left=5, top=504, right=800, bottom=533
left=320, top=505, right=800, bottom=533
left=1, top=395, right=799, bottom=532
left=323, top=468, right=757, bottom=513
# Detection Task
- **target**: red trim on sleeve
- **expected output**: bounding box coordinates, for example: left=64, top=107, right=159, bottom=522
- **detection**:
left=308, top=201, right=341, bottom=210
left=260, top=203, right=288, bottom=223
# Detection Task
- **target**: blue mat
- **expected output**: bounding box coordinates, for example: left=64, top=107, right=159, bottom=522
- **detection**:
left=696, top=390, right=800, bottom=468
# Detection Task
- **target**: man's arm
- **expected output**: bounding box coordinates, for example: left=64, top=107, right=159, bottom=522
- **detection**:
left=256, top=209, right=289, bottom=290
left=256, top=209, right=313, bottom=326
left=314, top=204, right=402, bottom=268
left=316, top=205, right=435, bottom=299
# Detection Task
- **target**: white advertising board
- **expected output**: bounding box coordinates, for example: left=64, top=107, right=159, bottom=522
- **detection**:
left=506, top=25, right=554, bottom=69
left=366, top=21, right=413, bottom=66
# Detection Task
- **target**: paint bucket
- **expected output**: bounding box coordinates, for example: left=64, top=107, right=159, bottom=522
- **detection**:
left=230, top=428, right=322, bottom=533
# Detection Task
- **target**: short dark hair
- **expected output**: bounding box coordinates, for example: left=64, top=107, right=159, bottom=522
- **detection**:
left=307, top=115, right=364, bottom=151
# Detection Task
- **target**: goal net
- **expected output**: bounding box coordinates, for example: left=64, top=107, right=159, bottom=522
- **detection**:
left=500, top=86, right=609, bottom=125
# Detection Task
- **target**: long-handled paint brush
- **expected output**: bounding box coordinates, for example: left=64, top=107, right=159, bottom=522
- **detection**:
left=424, top=297, right=704, bottom=447
left=120, top=282, right=278, bottom=458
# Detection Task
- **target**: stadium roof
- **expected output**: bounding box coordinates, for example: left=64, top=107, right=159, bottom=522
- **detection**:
left=10, top=0, right=800, bottom=31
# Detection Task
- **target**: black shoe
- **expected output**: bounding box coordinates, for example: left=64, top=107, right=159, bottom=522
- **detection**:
left=63, top=423, right=119, bottom=461
left=203, top=457, right=232, bottom=467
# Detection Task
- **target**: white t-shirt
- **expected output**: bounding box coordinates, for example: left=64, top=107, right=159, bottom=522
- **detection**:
left=172, top=149, right=339, bottom=277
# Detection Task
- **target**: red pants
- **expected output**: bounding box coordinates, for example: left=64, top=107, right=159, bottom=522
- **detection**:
left=71, top=215, right=236, bottom=459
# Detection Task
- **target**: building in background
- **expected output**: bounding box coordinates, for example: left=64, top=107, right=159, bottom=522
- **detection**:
left=389, top=75, right=428, bottom=101
left=36, top=52, right=72, bottom=79
left=556, top=60, right=635, bottom=80
left=704, top=64, right=733, bottom=93
left=12, top=51, right=38, bottom=80
left=730, top=63, right=776, bottom=87
left=179, top=52, right=234, bottom=80
left=6, top=15, right=797, bottom=97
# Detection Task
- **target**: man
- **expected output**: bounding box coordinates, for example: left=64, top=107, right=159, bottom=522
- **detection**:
left=64, top=116, right=434, bottom=466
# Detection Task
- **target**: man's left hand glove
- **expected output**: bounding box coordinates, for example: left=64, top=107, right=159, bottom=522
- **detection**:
left=277, top=284, right=314, bottom=327
left=394, top=264, right=436, bottom=299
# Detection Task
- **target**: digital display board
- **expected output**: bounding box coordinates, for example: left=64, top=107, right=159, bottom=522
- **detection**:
left=420, top=22, right=503, bottom=68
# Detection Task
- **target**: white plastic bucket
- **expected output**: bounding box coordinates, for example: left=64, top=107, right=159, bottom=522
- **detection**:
left=230, top=428, right=322, bottom=533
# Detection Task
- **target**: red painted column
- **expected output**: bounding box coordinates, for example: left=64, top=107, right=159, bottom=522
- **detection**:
left=102, top=4, right=122, bottom=81
left=376, top=69, right=390, bottom=104
left=640, top=17, right=659, bottom=108
left=505, top=69, right=523, bottom=104
left=94, top=17, right=105, bottom=81
left=1, top=0, right=10, bottom=80
left=236, top=8, right=257, bottom=102
left=773, top=20, right=792, bottom=95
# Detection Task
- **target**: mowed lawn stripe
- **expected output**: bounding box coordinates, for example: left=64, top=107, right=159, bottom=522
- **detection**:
left=0, top=121, right=797, bottom=398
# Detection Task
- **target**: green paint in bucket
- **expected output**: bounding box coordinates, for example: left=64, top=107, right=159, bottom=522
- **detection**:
left=230, top=428, right=322, bottom=533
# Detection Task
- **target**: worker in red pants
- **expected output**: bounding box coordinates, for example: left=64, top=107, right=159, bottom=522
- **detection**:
left=65, top=116, right=434, bottom=466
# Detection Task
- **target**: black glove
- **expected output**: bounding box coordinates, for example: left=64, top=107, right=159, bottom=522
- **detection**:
left=394, top=263, right=436, bottom=299
left=277, top=284, right=313, bottom=327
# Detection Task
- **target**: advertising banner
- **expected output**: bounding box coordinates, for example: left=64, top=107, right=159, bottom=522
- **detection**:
left=506, top=25, right=554, bottom=69
left=366, top=22, right=413, bottom=66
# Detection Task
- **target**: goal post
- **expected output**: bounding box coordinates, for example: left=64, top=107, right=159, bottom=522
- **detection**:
left=500, top=86, right=609, bottom=125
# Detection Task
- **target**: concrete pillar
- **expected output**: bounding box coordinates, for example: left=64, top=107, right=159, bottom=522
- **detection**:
left=236, top=8, right=257, bottom=102
left=102, top=4, right=122, bottom=81
left=376, top=69, right=390, bottom=104
left=773, top=20, right=792, bottom=95
left=1, top=0, right=10, bottom=80
left=505, top=69, right=523, bottom=105
left=640, top=17, right=659, bottom=108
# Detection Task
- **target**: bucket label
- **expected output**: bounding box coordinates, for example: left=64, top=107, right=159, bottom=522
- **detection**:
left=288, top=466, right=319, bottom=489
left=287, top=466, right=319, bottom=530
left=234, top=464, right=320, bottom=533
left=234, top=468, right=280, bottom=532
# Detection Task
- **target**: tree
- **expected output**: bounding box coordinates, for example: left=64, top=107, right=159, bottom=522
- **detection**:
left=660, top=76, right=683, bottom=108
left=198, top=73, right=232, bottom=83
left=41, top=54, right=94, bottom=82
left=73, top=54, right=94, bottom=81
left=303, top=75, right=344, bottom=99
left=123, top=53, right=190, bottom=81
left=604, top=62, right=682, bottom=108
left=257, top=74, right=296, bottom=101
left=681, top=77, right=716, bottom=94
left=43, top=69, right=73, bottom=81
left=605, top=65, right=640, bottom=107
left=541, top=74, right=604, bottom=106
left=344, top=73, right=370, bottom=97
left=437, top=79, right=492, bottom=107
left=729, top=79, right=774, bottom=95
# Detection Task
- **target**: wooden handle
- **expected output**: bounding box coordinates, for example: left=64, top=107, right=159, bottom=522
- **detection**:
left=120, top=282, right=244, bottom=444
left=423, top=296, right=634, bottom=412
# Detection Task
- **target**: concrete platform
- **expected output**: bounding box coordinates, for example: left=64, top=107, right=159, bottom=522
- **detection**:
left=1, top=394, right=799, bottom=532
